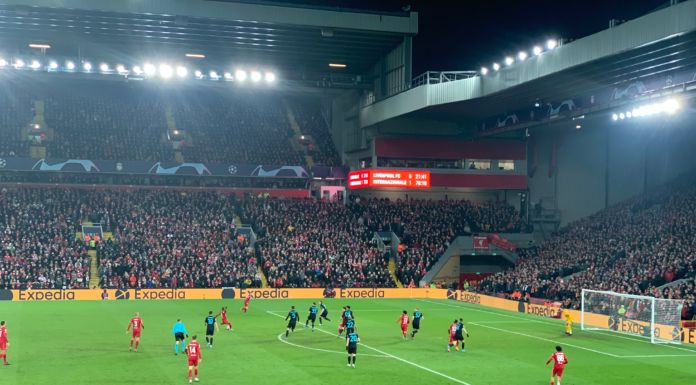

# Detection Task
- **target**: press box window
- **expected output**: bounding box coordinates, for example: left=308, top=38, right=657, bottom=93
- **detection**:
left=498, top=160, right=515, bottom=171
left=468, top=160, right=491, bottom=170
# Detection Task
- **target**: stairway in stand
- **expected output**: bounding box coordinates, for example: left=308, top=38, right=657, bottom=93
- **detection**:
left=88, top=250, right=99, bottom=288
left=283, top=99, right=316, bottom=166
left=388, top=260, right=403, bottom=288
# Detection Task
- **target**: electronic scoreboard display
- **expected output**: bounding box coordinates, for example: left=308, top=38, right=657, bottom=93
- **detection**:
left=348, top=170, right=430, bottom=189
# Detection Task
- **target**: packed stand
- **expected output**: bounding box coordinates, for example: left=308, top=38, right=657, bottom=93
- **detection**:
left=0, top=82, right=34, bottom=158
left=172, top=91, right=305, bottom=165
left=0, top=187, right=92, bottom=290
left=97, top=190, right=262, bottom=289
left=243, top=199, right=395, bottom=288
left=479, top=178, right=696, bottom=318
left=287, top=98, right=341, bottom=166
left=43, top=85, right=175, bottom=162
left=349, top=196, right=527, bottom=287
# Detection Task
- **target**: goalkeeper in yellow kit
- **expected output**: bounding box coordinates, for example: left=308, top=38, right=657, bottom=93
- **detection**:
left=563, top=311, right=573, bottom=336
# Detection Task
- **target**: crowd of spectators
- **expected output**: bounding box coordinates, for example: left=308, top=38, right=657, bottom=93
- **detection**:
left=96, top=190, right=261, bottom=289
left=287, top=99, right=341, bottom=166
left=243, top=199, right=395, bottom=288
left=0, top=188, right=92, bottom=290
left=348, top=196, right=526, bottom=287
left=479, top=178, right=696, bottom=319
left=43, top=85, right=175, bottom=162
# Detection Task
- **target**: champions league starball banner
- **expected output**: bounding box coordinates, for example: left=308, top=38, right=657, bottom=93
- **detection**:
left=0, top=157, right=348, bottom=179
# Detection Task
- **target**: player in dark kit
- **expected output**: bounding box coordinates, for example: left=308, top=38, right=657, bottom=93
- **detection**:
left=346, top=331, right=360, bottom=368
left=305, top=302, right=318, bottom=331
left=454, top=318, right=469, bottom=353
left=318, top=301, right=331, bottom=325
left=204, top=311, right=219, bottom=348
left=285, top=306, right=300, bottom=339
left=344, top=316, right=356, bottom=334
left=411, top=308, right=424, bottom=339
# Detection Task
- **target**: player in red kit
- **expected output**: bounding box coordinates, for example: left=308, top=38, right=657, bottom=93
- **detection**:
left=545, top=346, right=568, bottom=385
left=126, top=312, right=145, bottom=352
left=446, top=319, right=459, bottom=352
left=396, top=310, right=410, bottom=341
left=0, top=321, right=9, bottom=365
left=185, top=335, right=202, bottom=383
left=240, top=293, right=251, bottom=314
left=216, top=307, right=233, bottom=331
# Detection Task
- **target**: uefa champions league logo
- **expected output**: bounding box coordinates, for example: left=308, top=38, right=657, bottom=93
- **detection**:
left=228, top=165, right=237, bottom=174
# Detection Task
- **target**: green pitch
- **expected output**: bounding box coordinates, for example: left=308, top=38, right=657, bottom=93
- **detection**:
left=1, top=298, right=695, bottom=384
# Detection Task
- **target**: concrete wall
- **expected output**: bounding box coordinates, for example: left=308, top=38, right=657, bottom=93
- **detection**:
left=532, top=115, right=696, bottom=226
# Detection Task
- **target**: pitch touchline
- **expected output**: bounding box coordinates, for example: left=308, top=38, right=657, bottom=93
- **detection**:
left=589, top=330, right=696, bottom=354
left=266, top=309, right=455, bottom=312
left=266, top=310, right=473, bottom=385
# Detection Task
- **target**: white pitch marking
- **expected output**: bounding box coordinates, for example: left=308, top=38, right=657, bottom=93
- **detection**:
left=267, top=310, right=474, bottom=385
left=416, top=299, right=563, bottom=326
left=275, top=331, right=387, bottom=358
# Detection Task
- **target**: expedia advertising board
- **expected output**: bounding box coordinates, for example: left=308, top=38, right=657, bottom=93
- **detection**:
left=0, top=288, right=447, bottom=302
left=447, top=290, right=695, bottom=345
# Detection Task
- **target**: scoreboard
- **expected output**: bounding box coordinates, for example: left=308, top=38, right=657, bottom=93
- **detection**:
left=348, top=170, right=430, bottom=189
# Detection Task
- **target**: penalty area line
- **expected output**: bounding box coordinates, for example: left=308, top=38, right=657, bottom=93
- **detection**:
left=267, top=311, right=474, bottom=385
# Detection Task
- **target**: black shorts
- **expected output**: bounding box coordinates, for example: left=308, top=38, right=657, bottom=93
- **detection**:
left=321, top=310, right=329, bottom=318
left=455, top=334, right=464, bottom=341
left=206, top=327, right=215, bottom=336
left=412, top=322, right=420, bottom=330
left=288, top=322, right=297, bottom=330
left=308, top=315, right=316, bottom=321
left=175, top=332, right=185, bottom=341
left=347, top=346, right=357, bottom=354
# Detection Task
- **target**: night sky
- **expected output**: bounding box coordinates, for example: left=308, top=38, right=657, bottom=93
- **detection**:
left=221, top=0, right=669, bottom=75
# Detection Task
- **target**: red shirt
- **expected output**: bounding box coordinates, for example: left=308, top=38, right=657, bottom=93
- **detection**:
left=127, top=317, right=145, bottom=332
left=186, top=342, right=202, bottom=360
left=216, top=310, right=228, bottom=321
left=449, top=323, right=458, bottom=335
left=245, top=295, right=251, bottom=304
left=546, top=352, right=568, bottom=369
left=398, top=315, right=410, bottom=325
left=0, top=326, right=7, bottom=343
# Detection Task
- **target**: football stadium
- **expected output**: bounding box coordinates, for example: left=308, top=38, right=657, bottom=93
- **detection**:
left=1, top=0, right=696, bottom=384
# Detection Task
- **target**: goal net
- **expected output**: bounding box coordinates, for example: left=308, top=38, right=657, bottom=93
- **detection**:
left=581, top=289, right=682, bottom=344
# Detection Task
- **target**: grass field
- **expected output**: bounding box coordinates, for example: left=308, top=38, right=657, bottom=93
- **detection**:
left=1, top=297, right=696, bottom=384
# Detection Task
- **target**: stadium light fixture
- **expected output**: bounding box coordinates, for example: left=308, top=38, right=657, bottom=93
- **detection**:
left=186, top=54, right=205, bottom=58
left=133, top=65, right=142, bottom=74
left=29, top=44, right=50, bottom=49
left=664, top=99, right=679, bottom=113
left=329, top=63, right=346, bottom=68
left=265, top=72, right=275, bottom=82
left=626, top=111, right=632, bottom=118
left=116, top=65, right=126, bottom=73
left=100, top=63, right=109, bottom=71
left=235, top=70, right=247, bottom=81
left=49, top=61, right=58, bottom=69
left=31, top=60, right=41, bottom=69
left=160, top=64, right=173, bottom=78
left=210, top=71, right=218, bottom=79
left=66, top=61, right=75, bottom=70
left=493, top=63, right=500, bottom=71
left=144, top=64, right=156, bottom=76
left=547, top=39, right=557, bottom=50
left=15, top=60, right=25, bottom=68
left=533, top=46, right=542, bottom=55
left=83, top=62, right=92, bottom=71
left=0, top=59, right=6, bottom=67
left=519, top=52, right=527, bottom=61
left=251, top=71, right=261, bottom=82
left=619, top=113, right=625, bottom=119
left=224, top=72, right=233, bottom=80
left=177, top=66, right=187, bottom=77
left=194, top=70, right=202, bottom=78
left=612, top=114, right=619, bottom=121
left=505, top=57, right=514, bottom=66
left=481, top=67, right=488, bottom=75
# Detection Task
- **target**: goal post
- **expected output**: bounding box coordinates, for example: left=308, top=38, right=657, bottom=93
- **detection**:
left=581, top=289, right=682, bottom=344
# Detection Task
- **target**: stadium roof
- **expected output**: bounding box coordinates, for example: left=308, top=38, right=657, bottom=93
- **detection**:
left=0, top=0, right=416, bottom=75
left=360, top=0, right=696, bottom=129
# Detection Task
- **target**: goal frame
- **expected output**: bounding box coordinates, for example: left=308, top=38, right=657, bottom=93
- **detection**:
left=581, top=289, right=681, bottom=345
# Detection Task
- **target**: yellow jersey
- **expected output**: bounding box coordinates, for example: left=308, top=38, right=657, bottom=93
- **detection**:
left=564, top=312, right=574, bottom=323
